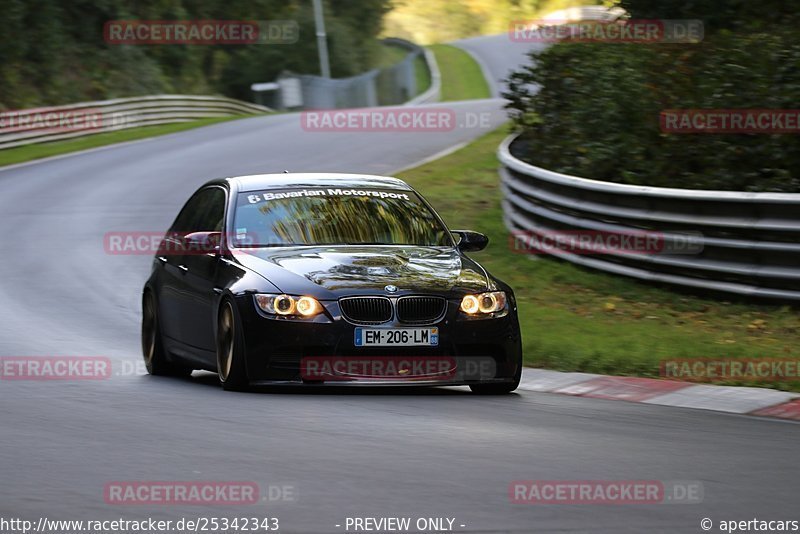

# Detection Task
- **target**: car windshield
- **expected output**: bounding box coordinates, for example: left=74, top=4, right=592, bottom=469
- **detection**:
left=232, top=187, right=452, bottom=247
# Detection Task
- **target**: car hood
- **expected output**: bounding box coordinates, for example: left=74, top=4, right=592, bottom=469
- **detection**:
left=232, top=245, right=489, bottom=298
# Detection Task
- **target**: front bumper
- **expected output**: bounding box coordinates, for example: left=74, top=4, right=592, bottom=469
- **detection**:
left=236, top=296, right=522, bottom=385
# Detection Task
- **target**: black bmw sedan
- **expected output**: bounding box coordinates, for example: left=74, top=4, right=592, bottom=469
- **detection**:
left=142, top=173, right=522, bottom=393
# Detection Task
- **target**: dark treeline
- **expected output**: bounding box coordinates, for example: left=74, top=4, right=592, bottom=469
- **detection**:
left=0, top=0, right=392, bottom=109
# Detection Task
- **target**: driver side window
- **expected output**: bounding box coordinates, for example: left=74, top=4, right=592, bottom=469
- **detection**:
left=171, top=187, right=226, bottom=233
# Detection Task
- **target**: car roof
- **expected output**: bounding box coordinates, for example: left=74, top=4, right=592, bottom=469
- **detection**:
left=219, top=173, right=414, bottom=193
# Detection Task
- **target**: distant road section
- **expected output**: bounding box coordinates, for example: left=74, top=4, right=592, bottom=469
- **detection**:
left=452, top=34, right=546, bottom=97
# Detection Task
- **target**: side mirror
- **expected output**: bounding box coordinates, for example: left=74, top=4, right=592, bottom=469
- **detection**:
left=452, top=230, right=489, bottom=252
left=183, top=231, right=222, bottom=255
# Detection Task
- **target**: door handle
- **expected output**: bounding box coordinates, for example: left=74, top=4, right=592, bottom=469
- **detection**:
left=178, top=265, right=189, bottom=273
left=157, top=256, right=168, bottom=263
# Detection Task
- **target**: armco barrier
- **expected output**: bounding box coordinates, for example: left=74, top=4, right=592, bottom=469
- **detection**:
left=499, top=133, right=800, bottom=300
left=0, top=95, right=270, bottom=150
left=401, top=44, right=441, bottom=106
left=284, top=37, right=439, bottom=110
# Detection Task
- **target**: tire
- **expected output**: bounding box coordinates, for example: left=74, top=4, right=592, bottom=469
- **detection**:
left=216, top=299, right=249, bottom=391
left=142, top=291, right=193, bottom=377
left=469, top=355, right=522, bottom=395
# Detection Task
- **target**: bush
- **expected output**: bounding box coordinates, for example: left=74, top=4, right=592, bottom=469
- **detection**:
left=504, top=20, right=800, bottom=192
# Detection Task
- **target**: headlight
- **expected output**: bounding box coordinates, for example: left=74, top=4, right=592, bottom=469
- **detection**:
left=255, top=294, right=324, bottom=318
left=460, top=291, right=507, bottom=317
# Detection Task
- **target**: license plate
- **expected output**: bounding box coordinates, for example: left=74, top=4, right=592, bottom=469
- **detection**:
left=354, top=327, right=439, bottom=347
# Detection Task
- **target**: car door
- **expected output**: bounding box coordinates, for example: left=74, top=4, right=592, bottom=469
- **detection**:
left=156, top=189, right=214, bottom=344
left=172, top=186, right=227, bottom=358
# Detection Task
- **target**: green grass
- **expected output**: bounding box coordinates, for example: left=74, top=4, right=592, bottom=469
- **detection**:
left=427, top=44, right=491, bottom=101
left=0, top=117, right=242, bottom=167
left=397, top=125, right=800, bottom=391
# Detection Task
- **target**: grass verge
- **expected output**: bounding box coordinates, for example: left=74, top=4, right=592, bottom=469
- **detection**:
left=0, top=117, right=242, bottom=168
left=427, top=44, right=490, bottom=101
left=397, top=125, right=800, bottom=391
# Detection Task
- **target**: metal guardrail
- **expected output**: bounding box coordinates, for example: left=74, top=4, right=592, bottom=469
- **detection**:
left=281, top=37, right=439, bottom=110
left=498, top=133, right=800, bottom=300
left=0, top=95, right=270, bottom=150
left=404, top=46, right=441, bottom=106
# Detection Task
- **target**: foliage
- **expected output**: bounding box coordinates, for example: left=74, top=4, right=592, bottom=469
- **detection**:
left=0, top=0, right=391, bottom=109
left=384, top=0, right=605, bottom=44
left=618, top=0, right=797, bottom=33
left=504, top=5, right=800, bottom=192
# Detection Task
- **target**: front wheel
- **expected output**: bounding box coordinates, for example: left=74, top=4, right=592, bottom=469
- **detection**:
left=216, top=300, right=249, bottom=391
left=142, top=292, right=192, bottom=377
